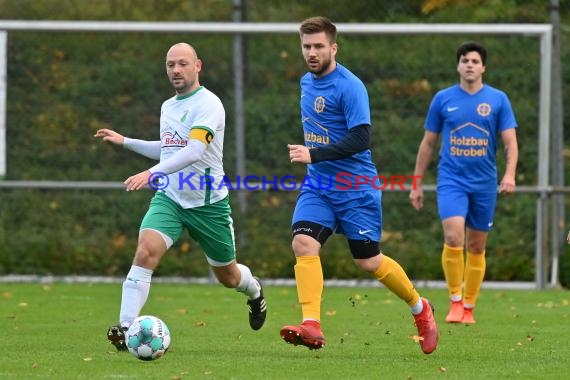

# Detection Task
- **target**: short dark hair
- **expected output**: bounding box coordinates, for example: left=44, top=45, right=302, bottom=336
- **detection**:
left=299, top=16, right=337, bottom=43
left=456, top=41, right=487, bottom=66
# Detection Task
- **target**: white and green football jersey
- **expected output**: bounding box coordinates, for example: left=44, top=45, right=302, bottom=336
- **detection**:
left=158, top=86, right=228, bottom=208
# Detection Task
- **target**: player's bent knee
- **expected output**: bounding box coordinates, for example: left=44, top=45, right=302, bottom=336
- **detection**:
left=444, top=236, right=463, bottom=247
left=291, top=235, right=318, bottom=256
left=133, top=248, right=160, bottom=269
left=354, top=256, right=382, bottom=273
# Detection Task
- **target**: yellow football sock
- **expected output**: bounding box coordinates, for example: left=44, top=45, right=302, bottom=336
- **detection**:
left=294, top=255, right=323, bottom=321
left=442, top=244, right=464, bottom=300
left=374, top=255, right=420, bottom=307
left=464, top=251, right=486, bottom=307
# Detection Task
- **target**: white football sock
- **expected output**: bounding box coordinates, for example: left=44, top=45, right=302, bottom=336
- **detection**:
left=410, top=298, right=424, bottom=315
left=119, top=265, right=153, bottom=327
left=235, top=263, right=261, bottom=300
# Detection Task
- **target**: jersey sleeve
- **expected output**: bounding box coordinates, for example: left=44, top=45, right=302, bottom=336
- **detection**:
left=340, top=78, right=371, bottom=129
left=424, top=92, right=443, bottom=133
left=189, top=95, right=225, bottom=140
left=498, top=92, right=518, bottom=131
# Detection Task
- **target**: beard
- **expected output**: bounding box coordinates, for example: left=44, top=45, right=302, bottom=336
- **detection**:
left=173, top=82, right=188, bottom=92
left=308, top=55, right=333, bottom=77
left=171, top=77, right=195, bottom=94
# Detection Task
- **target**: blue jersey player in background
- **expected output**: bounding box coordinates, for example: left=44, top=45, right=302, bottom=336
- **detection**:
left=280, top=16, right=438, bottom=354
left=410, top=41, right=519, bottom=325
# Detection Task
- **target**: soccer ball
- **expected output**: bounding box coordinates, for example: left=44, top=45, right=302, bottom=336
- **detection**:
left=125, top=315, right=171, bottom=361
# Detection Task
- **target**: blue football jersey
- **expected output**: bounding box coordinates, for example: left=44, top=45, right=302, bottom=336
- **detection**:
left=425, top=84, right=517, bottom=191
left=300, top=63, right=379, bottom=191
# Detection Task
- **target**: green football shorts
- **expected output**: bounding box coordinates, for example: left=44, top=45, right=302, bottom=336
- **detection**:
left=140, top=191, right=236, bottom=265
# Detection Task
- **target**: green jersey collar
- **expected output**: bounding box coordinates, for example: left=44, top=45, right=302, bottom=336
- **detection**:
left=176, top=86, right=204, bottom=100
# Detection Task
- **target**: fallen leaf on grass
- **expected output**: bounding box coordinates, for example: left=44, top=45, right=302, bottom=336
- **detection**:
left=410, top=335, right=424, bottom=343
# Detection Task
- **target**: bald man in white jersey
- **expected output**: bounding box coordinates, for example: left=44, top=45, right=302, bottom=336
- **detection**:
left=95, top=43, right=266, bottom=351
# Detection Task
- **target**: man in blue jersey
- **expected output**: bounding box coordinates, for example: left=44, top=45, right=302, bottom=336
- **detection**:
left=280, top=16, right=438, bottom=354
left=95, top=43, right=266, bottom=351
left=410, top=41, right=519, bottom=324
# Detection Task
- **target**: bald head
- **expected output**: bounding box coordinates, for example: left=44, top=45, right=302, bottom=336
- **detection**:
left=165, top=42, right=202, bottom=95
left=166, top=42, right=198, bottom=61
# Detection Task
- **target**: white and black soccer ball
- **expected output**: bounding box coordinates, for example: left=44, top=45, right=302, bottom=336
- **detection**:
left=126, top=315, right=171, bottom=361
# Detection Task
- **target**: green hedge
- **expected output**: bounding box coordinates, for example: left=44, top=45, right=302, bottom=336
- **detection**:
left=0, top=187, right=551, bottom=283
left=0, top=0, right=568, bottom=284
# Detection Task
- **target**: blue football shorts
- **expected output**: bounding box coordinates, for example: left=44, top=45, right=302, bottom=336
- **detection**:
left=437, top=183, right=497, bottom=231
left=292, top=188, right=382, bottom=242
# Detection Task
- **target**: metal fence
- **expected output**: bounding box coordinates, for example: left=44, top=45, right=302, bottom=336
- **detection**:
left=1, top=180, right=568, bottom=288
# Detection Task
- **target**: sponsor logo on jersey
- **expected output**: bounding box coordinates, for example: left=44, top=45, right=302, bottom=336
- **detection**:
left=304, top=132, right=330, bottom=145
left=162, top=131, right=187, bottom=147
left=449, top=123, right=490, bottom=157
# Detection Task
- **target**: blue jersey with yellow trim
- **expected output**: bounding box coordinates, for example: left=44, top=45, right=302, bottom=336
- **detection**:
left=300, top=63, right=378, bottom=191
left=425, top=84, right=517, bottom=192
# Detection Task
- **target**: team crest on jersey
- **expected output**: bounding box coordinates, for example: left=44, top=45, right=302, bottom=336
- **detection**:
left=314, top=96, right=326, bottom=113
left=180, top=110, right=189, bottom=122
left=477, top=103, right=491, bottom=117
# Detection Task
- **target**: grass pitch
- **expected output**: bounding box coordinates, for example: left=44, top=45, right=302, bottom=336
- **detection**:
left=2, top=282, right=569, bottom=379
